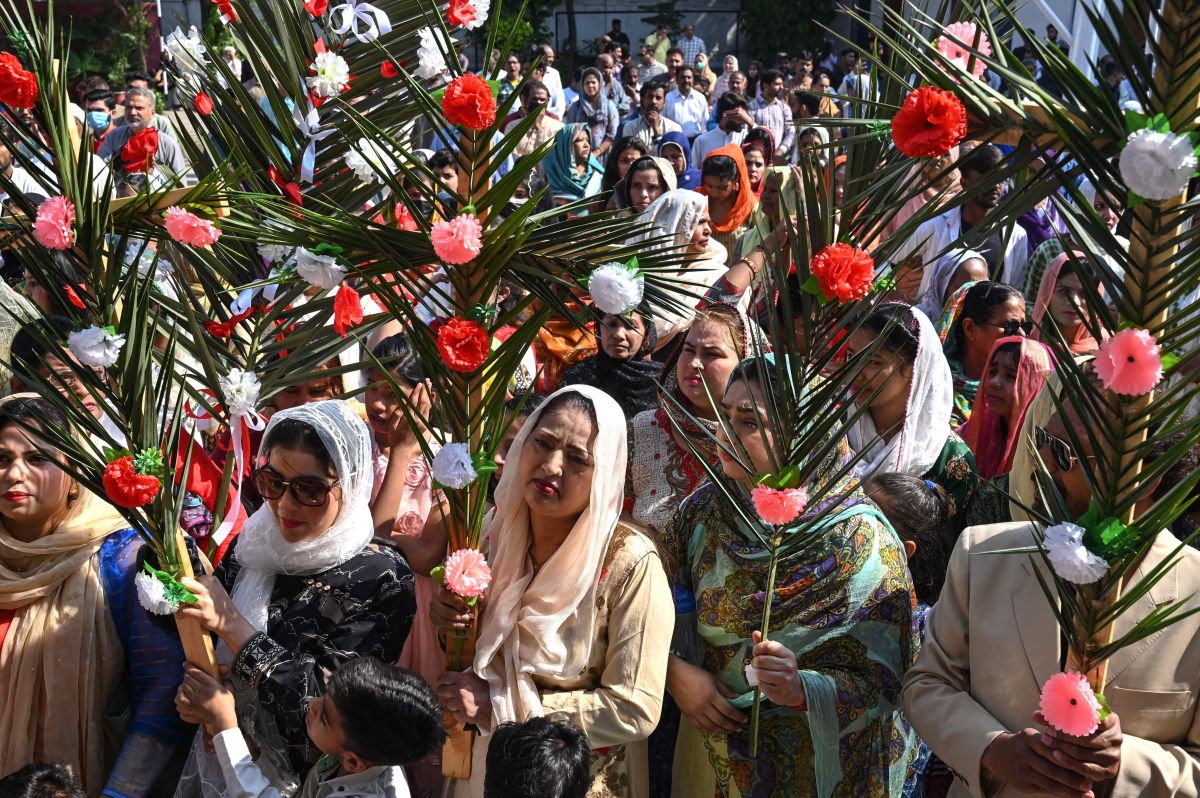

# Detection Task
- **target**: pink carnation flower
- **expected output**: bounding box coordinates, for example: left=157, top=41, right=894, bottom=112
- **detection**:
left=1093, top=328, right=1163, bottom=396
left=443, top=548, right=492, bottom=599
left=33, top=196, right=76, bottom=250
left=937, top=21, right=992, bottom=79
left=1039, top=671, right=1101, bottom=737
left=751, top=485, right=808, bottom=526
left=431, top=214, right=483, bottom=265
left=164, top=206, right=222, bottom=247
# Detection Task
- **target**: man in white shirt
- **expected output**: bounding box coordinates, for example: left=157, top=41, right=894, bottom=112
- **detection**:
left=692, top=91, right=754, bottom=165
left=0, top=143, right=43, bottom=214
left=663, top=66, right=708, bottom=139
left=620, top=82, right=681, bottom=149
left=538, top=43, right=566, bottom=118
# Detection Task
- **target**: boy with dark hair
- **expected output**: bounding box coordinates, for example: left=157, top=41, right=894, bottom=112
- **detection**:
left=483, top=718, right=592, bottom=798
left=176, top=657, right=445, bottom=798
left=0, top=763, right=87, bottom=798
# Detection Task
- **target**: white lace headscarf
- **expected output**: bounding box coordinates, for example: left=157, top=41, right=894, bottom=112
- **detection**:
left=916, top=248, right=983, bottom=321
left=228, top=399, right=375, bottom=639
left=632, top=187, right=707, bottom=248
left=849, top=306, right=953, bottom=477
left=473, top=385, right=628, bottom=727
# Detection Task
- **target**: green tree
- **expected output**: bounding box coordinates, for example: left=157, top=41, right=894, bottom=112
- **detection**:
left=742, top=0, right=835, bottom=61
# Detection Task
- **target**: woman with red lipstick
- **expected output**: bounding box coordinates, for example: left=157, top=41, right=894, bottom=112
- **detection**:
left=1031, top=252, right=1103, bottom=356
left=0, top=395, right=186, bottom=796
left=435, top=386, right=673, bottom=797
left=175, top=400, right=415, bottom=797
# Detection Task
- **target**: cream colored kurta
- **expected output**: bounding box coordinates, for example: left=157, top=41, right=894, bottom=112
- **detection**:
left=448, top=525, right=674, bottom=798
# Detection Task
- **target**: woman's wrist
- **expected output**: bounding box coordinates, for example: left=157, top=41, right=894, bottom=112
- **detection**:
left=220, top=616, right=258, bottom=654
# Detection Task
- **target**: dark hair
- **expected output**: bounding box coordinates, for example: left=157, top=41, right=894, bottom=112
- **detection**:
left=840, top=47, right=858, bottom=58
left=625, top=155, right=667, bottom=186
left=701, top=154, right=738, bottom=182
left=774, top=274, right=805, bottom=324
left=796, top=90, right=821, bottom=116
left=324, top=657, right=445, bottom=766
left=795, top=49, right=814, bottom=61
left=959, top=142, right=1004, bottom=177
left=537, top=390, right=597, bottom=427
left=428, top=148, right=457, bottom=172
left=761, top=68, right=784, bottom=85
left=861, top=303, right=921, bottom=363
left=639, top=81, right=664, bottom=102
left=601, top=137, right=650, bottom=193
left=1101, top=60, right=1124, bottom=79
left=715, top=91, right=749, bottom=117
left=11, top=316, right=72, bottom=375
left=370, top=333, right=423, bottom=388
left=124, top=69, right=152, bottom=86
left=504, top=392, right=547, bottom=419
left=0, top=396, right=68, bottom=441
left=950, top=281, right=1024, bottom=357
left=726, top=354, right=779, bottom=400
left=83, top=88, right=116, bottom=110
left=483, top=718, right=593, bottom=798
left=863, top=473, right=950, bottom=604
left=520, top=80, right=548, bottom=106
left=0, top=763, right=86, bottom=798
left=666, top=47, right=684, bottom=60
left=676, top=65, right=695, bottom=80
left=260, top=417, right=335, bottom=475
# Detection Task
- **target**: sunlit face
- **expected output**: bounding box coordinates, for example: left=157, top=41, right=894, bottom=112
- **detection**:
left=616, top=146, right=643, bottom=179
left=641, top=87, right=665, bottom=115
left=661, top=143, right=687, bottom=176
left=834, top=164, right=847, bottom=205
left=845, top=329, right=913, bottom=412
left=363, top=366, right=423, bottom=439
left=124, top=94, right=154, bottom=132
left=432, top=164, right=459, bottom=194
left=596, top=56, right=614, bottom=83
left=305, top=692, right=349, bottom=760
left=677, top=68, right=694, bottom=93
left=983, top=347, right=1019, bottom=420
left=272, top=376, right=336, bottom=411
left=0, top=424, right=72, bottom=535
left=527, top=88, right=550, bottom=109
left=764, top=76, right=784, bottom=99
left=582, top=73, right=601, bottom=99
left=518, top=405, right=597, bottom=523
left=799, top=132, right=822, bottom=157
left=1049, top=272, right=1086, bottom=331
left=963, top=169, right=1004, bottom=207
left=1094, top=192, right=1121, bottom=231
left=945, top=257, right=989, bottom=303
left=743, top=148, right=766, bottom=188
left=505, top=56, right=521, bottom=79
left=572, top=129, right=591, bottom=164
left=600, top=314, right=646, bottom=361
left=22, top=268, right=52, bottom=314
left=724, top=56, right=737, bottom=74
left=629, top=165, right=664, bottom=214
left=1040, top=409, right=1093, bottom=518
left=702, top=174, right=737, bottom=203
left=963, top=296, right=1026, bottom=363
left=669, top=52, right=684, bottom=72
left=729, top=72, right=747, bottom=93
left=716, top=378, right=774, bottom=483
left=676, top=319, right=740, bottom=412
left=797, top=58, right=813, bottom=74
left=262, top=446, right=343, bottom=543
left=687, top=208, right=712, bottom=255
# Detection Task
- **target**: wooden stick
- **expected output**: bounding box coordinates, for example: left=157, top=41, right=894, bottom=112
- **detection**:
left=173, top=527, right=220, bottom=679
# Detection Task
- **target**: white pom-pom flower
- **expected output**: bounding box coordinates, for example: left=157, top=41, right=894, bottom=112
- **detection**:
left=1119, top=129, right=1198, bottom=201
left=68, top=326, right=126, bottom=368
left=744, top=663, right=759, bottom=686
left=431, top=442, right=478, bottom=489
left=461, top=0, right=490, bottom=29
left=165, top=26, right=209, bottom=75
left=588, top=262, right=645, bottom=315
left=257, top=243, right=294, bottom=264
left=135, top=570, right=176, bottom=615
left=1044, top=522, right=1109, bottom=585
left=344, top=138, right=400, bottom=184
left=294, top=248, right=347, bottom=289
left=307, top=51, right=350, bottom=99
left=220, top=368, right=261, bottom=418
left=414, top=27, right=451, bottom=80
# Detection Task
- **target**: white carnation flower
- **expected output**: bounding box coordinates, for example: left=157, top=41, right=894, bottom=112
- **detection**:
left=220, top=368, right=261, bottom=418
left=462, top=0, right=490, bottom=29
left=307, top=51, right=350, bottom=98
left=135, top=570, right=176, bottom=615
left=431, top=442, right=478, bottom=489
left=1044, top=522, right=1109, bottom=585
left=414, top=27, right=451, bottom=80
left=744, top=663, right=759, bottom=687
left=68, top=326, right=126, bottom=368
left=294, top=248, right=347, bottom=289
left=1119, top=129, right=1198, bottom=201
left=257, top=243, right=294, bottom=264
left=344, top=138, right=399, bottom=184
left=165, top=26, right=209, bottom=74
left=588, top=262, right=644, bottom=315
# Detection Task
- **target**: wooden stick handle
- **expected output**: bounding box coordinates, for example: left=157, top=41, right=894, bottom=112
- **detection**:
left=174, top=528, right=220, bottom=679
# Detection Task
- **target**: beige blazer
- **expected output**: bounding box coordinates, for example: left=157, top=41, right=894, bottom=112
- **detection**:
left=903, top=522, right=1200, bottom=798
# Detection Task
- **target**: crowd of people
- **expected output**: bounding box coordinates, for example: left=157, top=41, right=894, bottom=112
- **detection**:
left=0, top=12, right=1199, bottom=798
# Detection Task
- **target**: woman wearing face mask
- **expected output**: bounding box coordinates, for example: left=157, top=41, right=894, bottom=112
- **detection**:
left=175, top=400, right=416, bottom=797
left=657, top=131, right=701, bottom=190
left=435, top=386, right=673, bottom=798
left=659, top=355, right=917, bottom=797
left=845, top=303, right=978, bottom=532
left=1031, top=252, right=1104, bottom=356
left=0, top=396, right=186, bottom=796
left=694, top=53, right=718, bottom=94
left=544, top=123, right=605, bottom=208
left=938, top=281, right=1029, bottom=426
left=561, top=312, right=661, bottom=420
left=613, top=154, right=677, bottom=214
left=700, top=145, right=764, bottom=265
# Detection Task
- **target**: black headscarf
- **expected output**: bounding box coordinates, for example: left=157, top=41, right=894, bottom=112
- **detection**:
left=560, top=314, right=661, bottom=420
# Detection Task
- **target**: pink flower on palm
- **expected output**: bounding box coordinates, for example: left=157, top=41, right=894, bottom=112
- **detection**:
left=937, top=21, right=992, bottom=79
left=33, top=196, right=76, bottom=250
left=164, top=206, right=222, bottom=247
left=443, top=548, right=492, bottom=599
left=1093, top=328, right=1163, bottom=396
left=751, top=486, right=808, bottom=526
left=431, top=213, right=483, bottom=265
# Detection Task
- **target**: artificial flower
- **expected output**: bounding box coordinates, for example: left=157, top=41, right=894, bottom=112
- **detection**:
left=330, top=0, right=392, bottom=44
left=447, top=0, right=489, bottom=29
left=936, top=21, right=992, bottom=79
left=194, top=91, right=214, bottom=115
left=258, top=243, right=294, bottom=263
left=442, top=74, right=497, bottom=130
left=1119, top=128, right=1198, bottom=201
left=744, top=663, right=759, bottom=686
left=0, top=52, right=38, bottom=109
left=414, top=26, right=450, bottom=80
left=431, top=442, right=478, bottom=489
left=103, top=455, right=162, bottom=508
left=63, top=284, right=86, bottom=309
left=220, top=368, right=261, bottom=417
left=431, top=213, right=484, bottom=264
left=333, top=283, right=363, bottom=337
left=164, top=206, right=221, bottom=247
left=121, top=128, right=159, bottom=173
left=442, top=548, right=492, bottom=598
left=307, top=50, right=350, bottom=99
left=809, top=243, right=874, bottom=303
left=304, top=0, right=328, bottom=15
left=891, top=86, right=968, bottom=158
left=213, top=0, right=237, bottom=24
left=381, top=60, right=400, bottom=79
left=68, top=326, right=126, bottom=368
left=588, top=261, right=645, bottom=315
left=135, top=570, right=176, bottom=615
left=164, top=26, right=208, bottom=74
left=344, top=138, right=399, bottom=183
left=295, top=247, right=347, bottom=289
left=1044, top=522, right=1109, bottom=584
left=437, top=316, right=490, bottom=372
left=33, top=196, right=76, bottom=250
left=394, top=203, right=419, bottom=231
left=1039, top=671, right=1101, bottom=737
left=751, top=485, right=808, bottom=525
left=205, top=306, right=258, bottom=338
left=1093, top=328, right=1163, bottom=396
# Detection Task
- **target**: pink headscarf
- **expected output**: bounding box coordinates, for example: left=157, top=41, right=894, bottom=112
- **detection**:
left=1032, top=252, right=1102, bottom=356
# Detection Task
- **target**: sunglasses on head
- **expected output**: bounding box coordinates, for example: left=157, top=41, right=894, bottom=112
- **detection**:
left=1034, top=426, right=1092, bottom=472
left=252, top=467, right=340, bottom=508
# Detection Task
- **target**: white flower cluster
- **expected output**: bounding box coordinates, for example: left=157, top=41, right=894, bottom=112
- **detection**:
left=220, top=368, right=261, bottom=418
left=344, top=138, right=401, bottom=184
left=1119, top=129, right=1198, bottom=201
left=588, top=262, right=644, bottom=315
left=1044, top=522, right=1109, bottom=585
left=295, top=248, right=347, bottom=289
left=68, top=326, right=126, bottom=368
left=257, top=243, right=294, bottom=264
left=164, top=26, right=209, bottom=75
left=135, top=571, right=177, bottom=615
left=307, top=51, right=351, bottom=98
left=414, top=27, right=451, bottom=80
left=432, top=443, right=478, bottom=489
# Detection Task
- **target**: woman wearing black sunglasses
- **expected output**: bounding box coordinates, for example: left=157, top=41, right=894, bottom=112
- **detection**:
left=940, top=281, right=1029, bottom=426
left=175, top=400, right=415, bottom=797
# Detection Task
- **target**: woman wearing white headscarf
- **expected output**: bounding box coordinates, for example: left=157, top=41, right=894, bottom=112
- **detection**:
left=175, top=400, right=416, bottom=797
left=436, top=386, right=673, bottom=798
left=915, top=248, right=988, bottom=321
left=844, top=304, right=978, bottom=529
left=711, top=54, right=739, bottom=104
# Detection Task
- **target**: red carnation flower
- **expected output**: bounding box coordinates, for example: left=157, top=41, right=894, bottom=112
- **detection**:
left=194, top=91, right=214, bottom=115
left=213, top=0, right=238, bottom=23
left=0, top=53, right=38, bottom=109
left=442, top=74, right=497, bottom=131
left=304, top=0, right=327, bottom=15
left=810, top=243, right=875, bottom=303
left=63, top=284, right=86, bottom=309
left=333, top=283, right=364, bottom=337
left=437, top=317, right=490, bottom=373
left=381, top=60, right=399, bottom=79
left=103, top=456, right=162, bottom=508
left=891, top=86, right=968, bottom=158
left=121, top=128, right=159, bottom=174
left=447, top=0, right=479, bottom=27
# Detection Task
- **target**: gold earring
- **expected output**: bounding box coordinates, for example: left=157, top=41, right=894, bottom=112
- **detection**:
left=68, top=484, right=80, bottom=501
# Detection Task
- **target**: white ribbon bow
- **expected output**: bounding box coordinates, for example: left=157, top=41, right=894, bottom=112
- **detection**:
left=330, top=0, right=392, bottom=43
left=231, top=267, right=284, bottom=315
left=293, top=102, right=335, bottom=184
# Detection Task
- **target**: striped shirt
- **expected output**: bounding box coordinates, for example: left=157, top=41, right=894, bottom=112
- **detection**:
left=750, top=96, right=795, bottom=158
